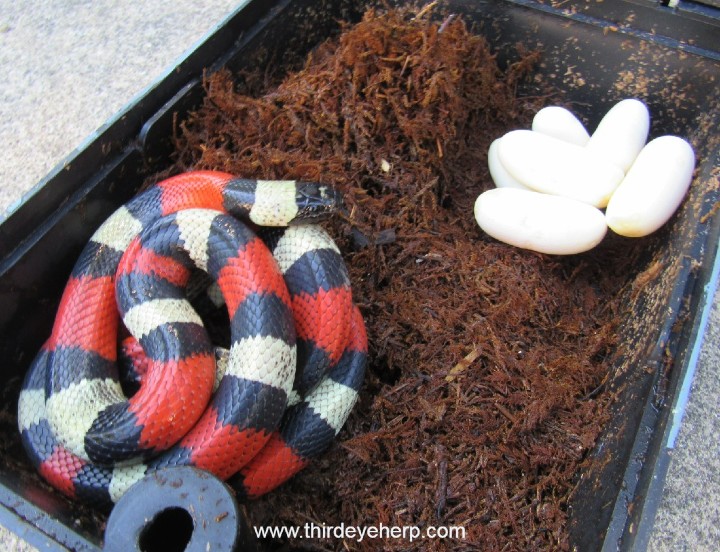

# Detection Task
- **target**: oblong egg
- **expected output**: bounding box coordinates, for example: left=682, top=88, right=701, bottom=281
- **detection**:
left=605, top=135, right=695, bottom=237
left=488, top=138, right=531, bottom=190
left=585, top=98, right=650, bottom=171
left=532, top=106, right=590, bottom=146
left=497, top=130, right=625, bottom=208
left=474, top=188, right=607, bottom=255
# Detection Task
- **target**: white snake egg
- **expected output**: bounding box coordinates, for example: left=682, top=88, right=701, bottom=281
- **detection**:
left=497, top=129, right=624, bottom=208
left=531, top=106, right=590, bottom=146
left=605, top=135, right=695, bottom=237
left=585, top=98, right=650, bottom=172
left=487, top=138, right=531, bottom=190
left=474, top=188, right=607, bottom=255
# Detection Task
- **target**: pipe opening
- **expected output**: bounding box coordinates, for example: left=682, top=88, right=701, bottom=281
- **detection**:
left=139, top=506, right=194, bottom=552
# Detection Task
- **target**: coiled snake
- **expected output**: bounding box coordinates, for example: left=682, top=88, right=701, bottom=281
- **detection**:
left=17, top=171, right=367, bottom=508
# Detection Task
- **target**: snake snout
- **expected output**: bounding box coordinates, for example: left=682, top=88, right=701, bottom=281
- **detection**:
left=293, top=182, right=344, bottom=222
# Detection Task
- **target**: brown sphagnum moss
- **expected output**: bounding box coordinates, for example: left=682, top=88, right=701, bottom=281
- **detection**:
left=168, top=7, right=649, bottom=551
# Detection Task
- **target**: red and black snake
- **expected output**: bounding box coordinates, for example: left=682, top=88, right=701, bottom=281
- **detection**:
left=17, top=171, right=367, bottom=508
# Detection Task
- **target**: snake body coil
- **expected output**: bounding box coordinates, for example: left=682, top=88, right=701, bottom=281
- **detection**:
left=18, top=171, right=367, bottom=507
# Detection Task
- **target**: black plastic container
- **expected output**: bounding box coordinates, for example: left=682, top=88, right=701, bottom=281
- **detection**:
left=0, top=1, right=718, bottom=550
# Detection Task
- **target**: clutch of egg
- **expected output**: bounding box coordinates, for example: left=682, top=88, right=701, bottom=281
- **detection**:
left=475, top=99, right=696, bottom=255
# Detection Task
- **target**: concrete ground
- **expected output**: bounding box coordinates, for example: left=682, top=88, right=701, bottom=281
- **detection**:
left=0, top=1, right=717, bottom=550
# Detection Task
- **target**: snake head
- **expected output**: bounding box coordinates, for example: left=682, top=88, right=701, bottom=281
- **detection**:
left=293, top=182, right=344, bottom=223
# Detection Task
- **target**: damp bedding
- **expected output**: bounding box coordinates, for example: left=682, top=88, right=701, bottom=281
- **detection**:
left=164, top=8, right=656, bottom=551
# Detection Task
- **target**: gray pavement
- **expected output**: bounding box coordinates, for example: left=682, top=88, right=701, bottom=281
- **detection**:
left=0, top=1, right=717, bottom=550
